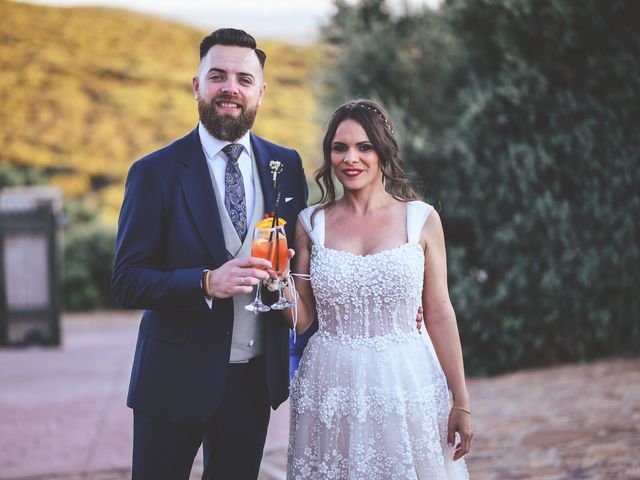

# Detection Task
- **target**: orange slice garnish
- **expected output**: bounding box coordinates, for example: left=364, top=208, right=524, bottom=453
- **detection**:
left=255, top=217, right=287, bottom=228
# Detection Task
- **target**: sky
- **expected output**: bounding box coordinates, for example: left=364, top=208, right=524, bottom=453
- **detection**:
left=19, top=0, right=443, bottom=42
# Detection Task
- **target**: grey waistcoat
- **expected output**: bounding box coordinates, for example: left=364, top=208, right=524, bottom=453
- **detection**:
left=207, top=158, right=266, bottom=362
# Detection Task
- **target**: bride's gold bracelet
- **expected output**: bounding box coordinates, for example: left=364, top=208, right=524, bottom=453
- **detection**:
left=451, top=406, right=471, bottom=415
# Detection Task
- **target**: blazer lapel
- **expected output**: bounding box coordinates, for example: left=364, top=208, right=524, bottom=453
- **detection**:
left=178, top=128, right=228, bottom=268
left=251, top=135, right=276, bottom=216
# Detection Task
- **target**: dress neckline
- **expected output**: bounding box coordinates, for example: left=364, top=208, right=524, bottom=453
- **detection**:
left=318, top=201, right=425, bottom=257
left=314, top=242, right=424, bottom=259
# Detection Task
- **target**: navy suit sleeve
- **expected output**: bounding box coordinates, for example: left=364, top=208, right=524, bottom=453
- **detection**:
left=111, top=160, right=209, bottom=312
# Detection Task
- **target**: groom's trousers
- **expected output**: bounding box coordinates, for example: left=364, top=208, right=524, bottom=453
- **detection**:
left=132, top=355, right=270, bottom=480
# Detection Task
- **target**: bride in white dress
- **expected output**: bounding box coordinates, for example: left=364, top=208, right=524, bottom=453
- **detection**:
left=284, top=99, right=472, bottom=479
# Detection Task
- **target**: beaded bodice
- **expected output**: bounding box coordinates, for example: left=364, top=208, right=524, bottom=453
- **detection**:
left=310, top=243, right=424, bottom=342
left=298, top=201, right=433, bottom=346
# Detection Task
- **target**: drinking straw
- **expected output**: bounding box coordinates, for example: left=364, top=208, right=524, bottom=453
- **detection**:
left=270, top=186, right=282, bottom=229
left=269, top=187, right=282, bottom=272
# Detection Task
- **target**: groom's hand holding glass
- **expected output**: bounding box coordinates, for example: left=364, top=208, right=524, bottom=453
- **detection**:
left=202, top=257, right=272, bottom=299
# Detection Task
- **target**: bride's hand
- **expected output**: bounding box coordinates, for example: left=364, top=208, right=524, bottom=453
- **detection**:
left=447, top=408, right=473, bottom=461
left=267, top=249, right=296, bottom=279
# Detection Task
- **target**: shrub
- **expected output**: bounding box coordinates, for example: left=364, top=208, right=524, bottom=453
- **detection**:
left=62, top=221, right=117, bottom=311
left=321, top=0, right=640, bottom=374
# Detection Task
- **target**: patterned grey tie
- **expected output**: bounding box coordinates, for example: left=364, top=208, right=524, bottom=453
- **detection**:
left=222, top=143, right=247, bottom=241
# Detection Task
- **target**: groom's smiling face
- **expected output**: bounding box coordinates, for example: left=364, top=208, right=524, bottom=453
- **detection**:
left=193, top=44, right=267, bottom=141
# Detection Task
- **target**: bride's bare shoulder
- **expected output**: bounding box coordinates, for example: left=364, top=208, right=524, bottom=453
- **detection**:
left=421, top=208, right=445, bottom=251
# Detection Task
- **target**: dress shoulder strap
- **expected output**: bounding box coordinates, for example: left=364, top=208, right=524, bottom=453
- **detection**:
left=406, top=201, right=434, bottom=244
left=297, top=205, right=325, bottom=246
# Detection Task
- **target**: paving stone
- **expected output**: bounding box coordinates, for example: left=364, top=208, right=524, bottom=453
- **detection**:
left=0, top=312, right=638, bottom=479
left=465, top=357, right=640, bottom=479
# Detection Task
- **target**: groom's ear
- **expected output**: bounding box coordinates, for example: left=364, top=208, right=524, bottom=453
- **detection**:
left=192, top=76, right=200, bottom=100
left=257, top=81, right=267, bottom=106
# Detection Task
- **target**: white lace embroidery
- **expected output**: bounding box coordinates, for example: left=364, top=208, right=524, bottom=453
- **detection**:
left=288, top=243, right=469, bottom=479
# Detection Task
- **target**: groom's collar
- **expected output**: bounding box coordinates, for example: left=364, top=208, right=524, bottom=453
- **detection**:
left=198, top=122, right=253, bottom=160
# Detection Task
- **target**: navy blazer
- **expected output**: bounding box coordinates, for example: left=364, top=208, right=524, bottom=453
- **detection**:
left=112, top=127, right=308, bottom=426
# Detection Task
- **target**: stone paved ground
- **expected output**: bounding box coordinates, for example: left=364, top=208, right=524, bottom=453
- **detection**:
left=1, top=311, right=638, bottom=479
left=467, top=358, right=640, bottom=479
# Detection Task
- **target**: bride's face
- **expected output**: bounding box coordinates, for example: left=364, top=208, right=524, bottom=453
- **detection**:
left=330, top=119, right=383, bottom=192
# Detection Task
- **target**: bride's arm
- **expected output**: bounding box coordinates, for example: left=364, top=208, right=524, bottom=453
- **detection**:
left=280, top=217, right=316, bottom=333
left=421, top=210, right=473, bottom=460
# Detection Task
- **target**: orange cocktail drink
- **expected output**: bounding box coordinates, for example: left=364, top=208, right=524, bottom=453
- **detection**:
left=245, top=217, right=288, bottom=313
left=251, top=217, right=289, bottom=275
left=252, top=235, right=289, bottom=275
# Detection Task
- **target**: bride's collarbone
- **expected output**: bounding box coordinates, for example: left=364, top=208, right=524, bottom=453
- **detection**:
left=324, top=228, right=408, bottom=256
left=323, top=223, right=409, bottom=257
left=323, top=205, right=408, bottom=256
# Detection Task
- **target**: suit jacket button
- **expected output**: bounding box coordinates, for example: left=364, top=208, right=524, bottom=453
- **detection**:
left=249, top=339, right=254, bottom=347
left=225, top=331, right=231, bottom=336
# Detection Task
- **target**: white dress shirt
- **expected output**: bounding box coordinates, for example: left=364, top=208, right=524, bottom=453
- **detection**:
left=198, top=123, right=255, bottom=224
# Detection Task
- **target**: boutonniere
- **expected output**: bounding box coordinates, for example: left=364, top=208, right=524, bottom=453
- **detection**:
left=269, top=160, right=284, bottom=188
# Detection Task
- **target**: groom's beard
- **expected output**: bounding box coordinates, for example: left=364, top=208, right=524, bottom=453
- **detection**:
left=198, top=95, right=259, bottom=142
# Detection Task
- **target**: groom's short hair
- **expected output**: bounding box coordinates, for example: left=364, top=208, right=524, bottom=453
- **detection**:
left=199, top=28, right=266, bottom=68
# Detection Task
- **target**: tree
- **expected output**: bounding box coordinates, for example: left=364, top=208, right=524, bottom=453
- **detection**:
left=321, top=0, right=640, bottom=374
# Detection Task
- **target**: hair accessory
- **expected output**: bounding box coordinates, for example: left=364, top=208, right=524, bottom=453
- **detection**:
left=359, top=104, right=394, bottom=134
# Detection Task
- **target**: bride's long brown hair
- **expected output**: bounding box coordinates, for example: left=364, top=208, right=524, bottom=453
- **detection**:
left=312, top=99, right=419, bottom=224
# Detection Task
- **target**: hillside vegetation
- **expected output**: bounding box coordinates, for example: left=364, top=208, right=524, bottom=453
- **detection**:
left=0, top=0, right=322, bottom=222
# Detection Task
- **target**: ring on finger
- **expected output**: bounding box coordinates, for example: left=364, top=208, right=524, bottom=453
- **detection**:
left=240, top=277, right=246, bottom=286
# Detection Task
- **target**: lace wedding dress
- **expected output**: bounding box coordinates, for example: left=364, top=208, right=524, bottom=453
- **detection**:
left=287, top=201, right=469, bottom=480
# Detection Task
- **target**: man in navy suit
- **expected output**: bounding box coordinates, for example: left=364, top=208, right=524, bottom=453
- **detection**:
left=112, top=28, right=308, bottom=479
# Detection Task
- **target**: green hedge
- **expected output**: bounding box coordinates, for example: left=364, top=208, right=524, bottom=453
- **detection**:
left=62, top=222, right=116, bottom=311
left=321, top=0, right=640, bottom=374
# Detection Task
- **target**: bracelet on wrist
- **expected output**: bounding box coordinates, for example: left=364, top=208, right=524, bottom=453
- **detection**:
left=451, top=406, right=471, bottom=415
left=202, top=269, right=210, bottom=297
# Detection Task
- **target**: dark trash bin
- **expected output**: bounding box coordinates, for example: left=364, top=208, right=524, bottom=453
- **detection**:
left=0, top=187, right=62, bottom=346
